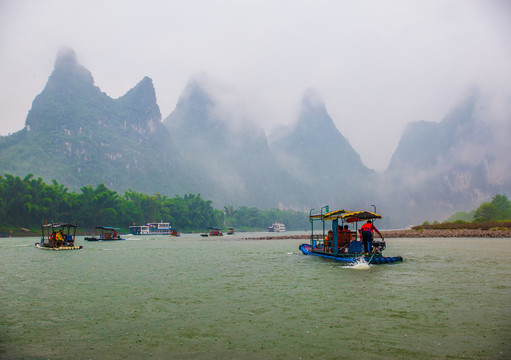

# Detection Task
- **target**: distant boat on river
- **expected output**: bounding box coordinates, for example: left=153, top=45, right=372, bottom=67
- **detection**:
left=201, top=227, right=223, bottom=237
left=267, top=222, right=286, bottom=232
left=129, top=222, right=176, bottom=235
left=85, top=226, right=124, bottom=241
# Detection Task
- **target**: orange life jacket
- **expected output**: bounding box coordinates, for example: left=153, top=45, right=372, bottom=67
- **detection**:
left=360, top=223, right=374, bottom=233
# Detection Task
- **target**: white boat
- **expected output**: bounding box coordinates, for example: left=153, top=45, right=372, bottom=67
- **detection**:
left=267, top=222, right=286, bottom=232
left=129, top=222, right=175, bottom=235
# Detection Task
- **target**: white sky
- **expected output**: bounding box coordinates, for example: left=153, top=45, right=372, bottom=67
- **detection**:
left=1, top=0, right=510, bottom=171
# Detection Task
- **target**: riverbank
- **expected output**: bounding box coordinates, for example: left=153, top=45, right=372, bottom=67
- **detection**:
left=382, top=228, right=511, bottom=238
left=243, top=228, right=511, bottom=240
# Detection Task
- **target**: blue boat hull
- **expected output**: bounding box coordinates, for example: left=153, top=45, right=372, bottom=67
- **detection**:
left=299, top=244, right=403, bottom=264
left=84, top=237, right=125, bottom=241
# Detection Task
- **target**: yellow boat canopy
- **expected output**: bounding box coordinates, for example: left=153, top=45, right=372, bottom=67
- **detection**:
left=310, top=209, right=382, bottom=222
left=339, top=210, right=382, bottom=223
left=310, top=209, right=349, bottom=220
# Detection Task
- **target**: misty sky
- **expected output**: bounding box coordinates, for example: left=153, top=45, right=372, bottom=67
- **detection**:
left=1, top=0, right=510, bottom=171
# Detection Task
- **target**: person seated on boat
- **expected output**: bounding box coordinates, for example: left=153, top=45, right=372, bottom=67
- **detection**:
left=64, top=234, right=73, bottom=246
left=113, top=230, right=118, bottom=239
left=336, top=225, right=350, bottom=252
left=55, top=230, right=64, bottom=247
left=49, top=231, right=56, bottom=247
left=342, top=225, right=352, bottom=238
left=324, top=230, right=333, bottom=252
left=359, top=220, right=384, bottom=254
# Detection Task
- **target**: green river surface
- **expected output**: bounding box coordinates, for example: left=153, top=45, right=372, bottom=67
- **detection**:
left=1, top=232, right=510, bottom=359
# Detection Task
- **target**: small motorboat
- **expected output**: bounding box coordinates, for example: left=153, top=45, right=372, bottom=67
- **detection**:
left=201, top=227, right=223, bottom=237
left=84, top=226, right=124, bottom=241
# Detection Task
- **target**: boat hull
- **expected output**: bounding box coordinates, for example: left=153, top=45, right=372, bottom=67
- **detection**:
left=299, top=244, right=402, bottom=264
left=84, top=237, right=125, bottom=241
left=35, top=243, right=82, bottom=250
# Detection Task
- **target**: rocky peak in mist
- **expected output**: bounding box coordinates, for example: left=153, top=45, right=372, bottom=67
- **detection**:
left=49, top=47, right=96, bottom=91
left=164, top=79, right=267, bottom=150
left=267, top=89, right=376, bottom=212
left=25, top=48, right=163, bottom=138
left=164, top=79, right=224, bottom=143
left=270, top=89, right=370, bottom=177
left=163, top=79, right=306, bottom=208
left=117, top=76, right=162, bottom=135
left=381, top=90, right=511, bottom=225
left=387, top=92, right=479, bottom=173
left=25, top=47, right=105, bottom=133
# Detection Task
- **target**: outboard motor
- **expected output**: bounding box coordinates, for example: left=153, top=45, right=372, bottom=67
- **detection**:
left=373, top=239, right=386, bottom=252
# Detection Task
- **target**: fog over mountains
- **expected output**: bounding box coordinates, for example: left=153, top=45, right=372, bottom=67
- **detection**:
left=1, top=49, right=509, bottom=228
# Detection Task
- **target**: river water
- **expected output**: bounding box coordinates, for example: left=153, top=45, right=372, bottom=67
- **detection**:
left=1, top=232, right=510, bottom=359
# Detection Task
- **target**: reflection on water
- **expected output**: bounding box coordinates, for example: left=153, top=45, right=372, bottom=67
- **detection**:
left=1, top=233, right=510, bottom=359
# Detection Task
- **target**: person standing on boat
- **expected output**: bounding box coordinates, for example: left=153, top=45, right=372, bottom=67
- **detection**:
left=359, top=220, right=383, bottom=254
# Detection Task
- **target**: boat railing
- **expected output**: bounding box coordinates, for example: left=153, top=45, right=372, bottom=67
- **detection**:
left=310, top=234, right=325, bottom=250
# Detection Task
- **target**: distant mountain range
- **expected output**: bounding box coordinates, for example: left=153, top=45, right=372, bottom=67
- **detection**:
left=1, top=49, right=509, bottom=228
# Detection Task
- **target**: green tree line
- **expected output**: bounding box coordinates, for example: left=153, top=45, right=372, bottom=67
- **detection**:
left=0, top=174, right=308, bottom=232
left=446, top=194, right=511, bottom=222
left=416, top=194, right=511, bottom=230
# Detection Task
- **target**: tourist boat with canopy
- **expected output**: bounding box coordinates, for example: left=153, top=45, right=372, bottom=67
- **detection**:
left=35, top=222, right=82, bottom=250
left=299, top=207, right=403, bottom=264
left=84, top=226, right=124, bottom=241
left=129, top=221, right=176, bottom=235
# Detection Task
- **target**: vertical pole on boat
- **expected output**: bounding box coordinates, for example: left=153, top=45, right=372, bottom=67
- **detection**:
left=321, top=206, right=328, bottom=238
left=332, top=218, right=339, bottom=255
left=309, top=209, right=315, bottom=244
